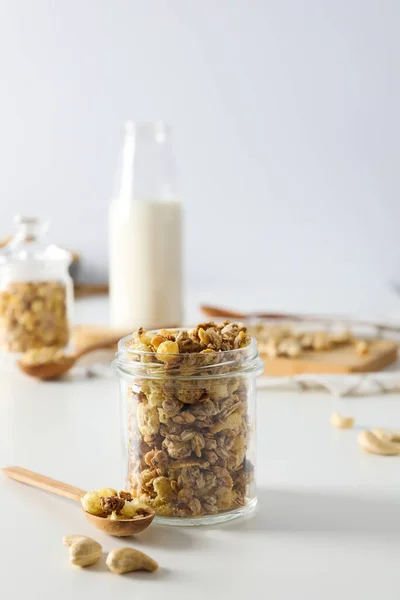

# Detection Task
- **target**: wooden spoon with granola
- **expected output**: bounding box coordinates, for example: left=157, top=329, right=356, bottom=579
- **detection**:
left=18, top=336, right=122, bottom=380
left=2, top=466, right=154, bottom=536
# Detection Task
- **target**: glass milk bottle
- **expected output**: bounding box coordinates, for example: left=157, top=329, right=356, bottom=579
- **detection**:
left=109, top=121, right=183, bottom=330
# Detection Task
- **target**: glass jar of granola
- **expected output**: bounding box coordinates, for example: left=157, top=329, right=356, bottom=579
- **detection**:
left=0, top=217, right=73, bottom=354
left=113, top=322, right=264, bottom=525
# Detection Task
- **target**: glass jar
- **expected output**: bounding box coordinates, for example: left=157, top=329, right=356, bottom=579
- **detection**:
left=113, top=331, right=264, bottom=526
left=0, top=217, right=73, bottom=353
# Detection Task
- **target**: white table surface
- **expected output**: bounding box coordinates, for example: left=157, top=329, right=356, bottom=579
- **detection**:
left=1, top=291, right=400, bottom=599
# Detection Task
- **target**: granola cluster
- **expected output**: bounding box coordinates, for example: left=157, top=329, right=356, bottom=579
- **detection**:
left=81, top=488, right=151, bottom=520
left=123, top=322, right=255, bottom=519
left=0, top=281, right=69, bottom=352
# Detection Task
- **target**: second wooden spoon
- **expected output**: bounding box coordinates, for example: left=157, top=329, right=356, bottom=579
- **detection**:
left=18, top=337, right=122, bottom=381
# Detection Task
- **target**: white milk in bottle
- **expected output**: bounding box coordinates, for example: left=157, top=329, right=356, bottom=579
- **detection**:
left=109, top=121, right=183, bottom=330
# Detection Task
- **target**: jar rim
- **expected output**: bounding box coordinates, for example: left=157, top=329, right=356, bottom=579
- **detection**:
left=114, top=331, right=264, bottom=380
left=117, top=331, right=258, bottom=357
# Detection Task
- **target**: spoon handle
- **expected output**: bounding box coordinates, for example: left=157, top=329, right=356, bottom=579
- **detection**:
left=74, top=336, right=124, bottom=360
left=200, top=305, right=298, bottom=320
left=2, top=466, right=86, bottom=503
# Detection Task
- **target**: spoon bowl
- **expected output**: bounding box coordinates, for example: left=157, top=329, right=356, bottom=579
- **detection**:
left=18, top=357, right=76, bottom=380
left=17, top=336, right=123, bottom=381
left=84, top=509, right=155, bottom=536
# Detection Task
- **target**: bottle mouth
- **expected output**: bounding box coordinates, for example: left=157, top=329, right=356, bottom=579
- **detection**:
left=113, top=331, right=264, bottom=380
left=124, top=120, right=171, bottom=142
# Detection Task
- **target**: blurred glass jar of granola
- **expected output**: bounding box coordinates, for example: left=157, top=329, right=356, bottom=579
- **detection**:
left=0, top=217, right=73, bottom=354
left=113, top=322, right=264, bottom=526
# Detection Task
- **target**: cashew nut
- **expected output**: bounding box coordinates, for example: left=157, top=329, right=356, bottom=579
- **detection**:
left=263, top=339, right=278, bottom=358
left=81, top=490, right=103, bottom=516
left=63, top=534, right=87, bottom=547
left=98, top=487, right=118, bottom=497
left=106, top=547, right=158, bottom=574
left=358, top=430, right=400, bottom=456
left=330, top=329, right=352, bottom=344
left=330, top=412, right=355, bottom=429
left=355, top=340, right=369, bottom=355
left=156, top=340, right=179, bottom=362
left=373, top=428, right=400, bottom=443
left=312, top=331, right=331, bottom=351
left=68, top=536, right=102, bottom=568
left=278, top=338, right=301, bottom=358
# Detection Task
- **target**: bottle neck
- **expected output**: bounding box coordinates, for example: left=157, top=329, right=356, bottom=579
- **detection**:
left=112, top=121, right=179, bottom=207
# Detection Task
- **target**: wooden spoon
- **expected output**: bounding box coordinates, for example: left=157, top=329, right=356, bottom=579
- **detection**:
left=2, top=466, right=154, bottom=537
left=200, top=304, right=296, bottom=321
left=200, top=304, right=400, bottom=333
left=18, top=337, right=122, bottom=380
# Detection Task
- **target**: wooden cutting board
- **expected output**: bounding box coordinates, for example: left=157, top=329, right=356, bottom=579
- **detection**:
left=261, top=339, right=398, bottom=376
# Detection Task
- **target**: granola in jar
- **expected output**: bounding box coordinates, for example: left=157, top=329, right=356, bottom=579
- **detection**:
left=114, top=321, right=263, bottom=524
left=0, top=280, right=69, bottom=352
left=0, top=216, right=73, bottom=354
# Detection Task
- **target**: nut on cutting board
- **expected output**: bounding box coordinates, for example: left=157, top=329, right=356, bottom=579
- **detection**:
left=260, top=339, right=398, bottom=376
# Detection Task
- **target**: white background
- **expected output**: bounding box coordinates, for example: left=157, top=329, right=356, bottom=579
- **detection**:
left=0, top=0, right=399, bottom=296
